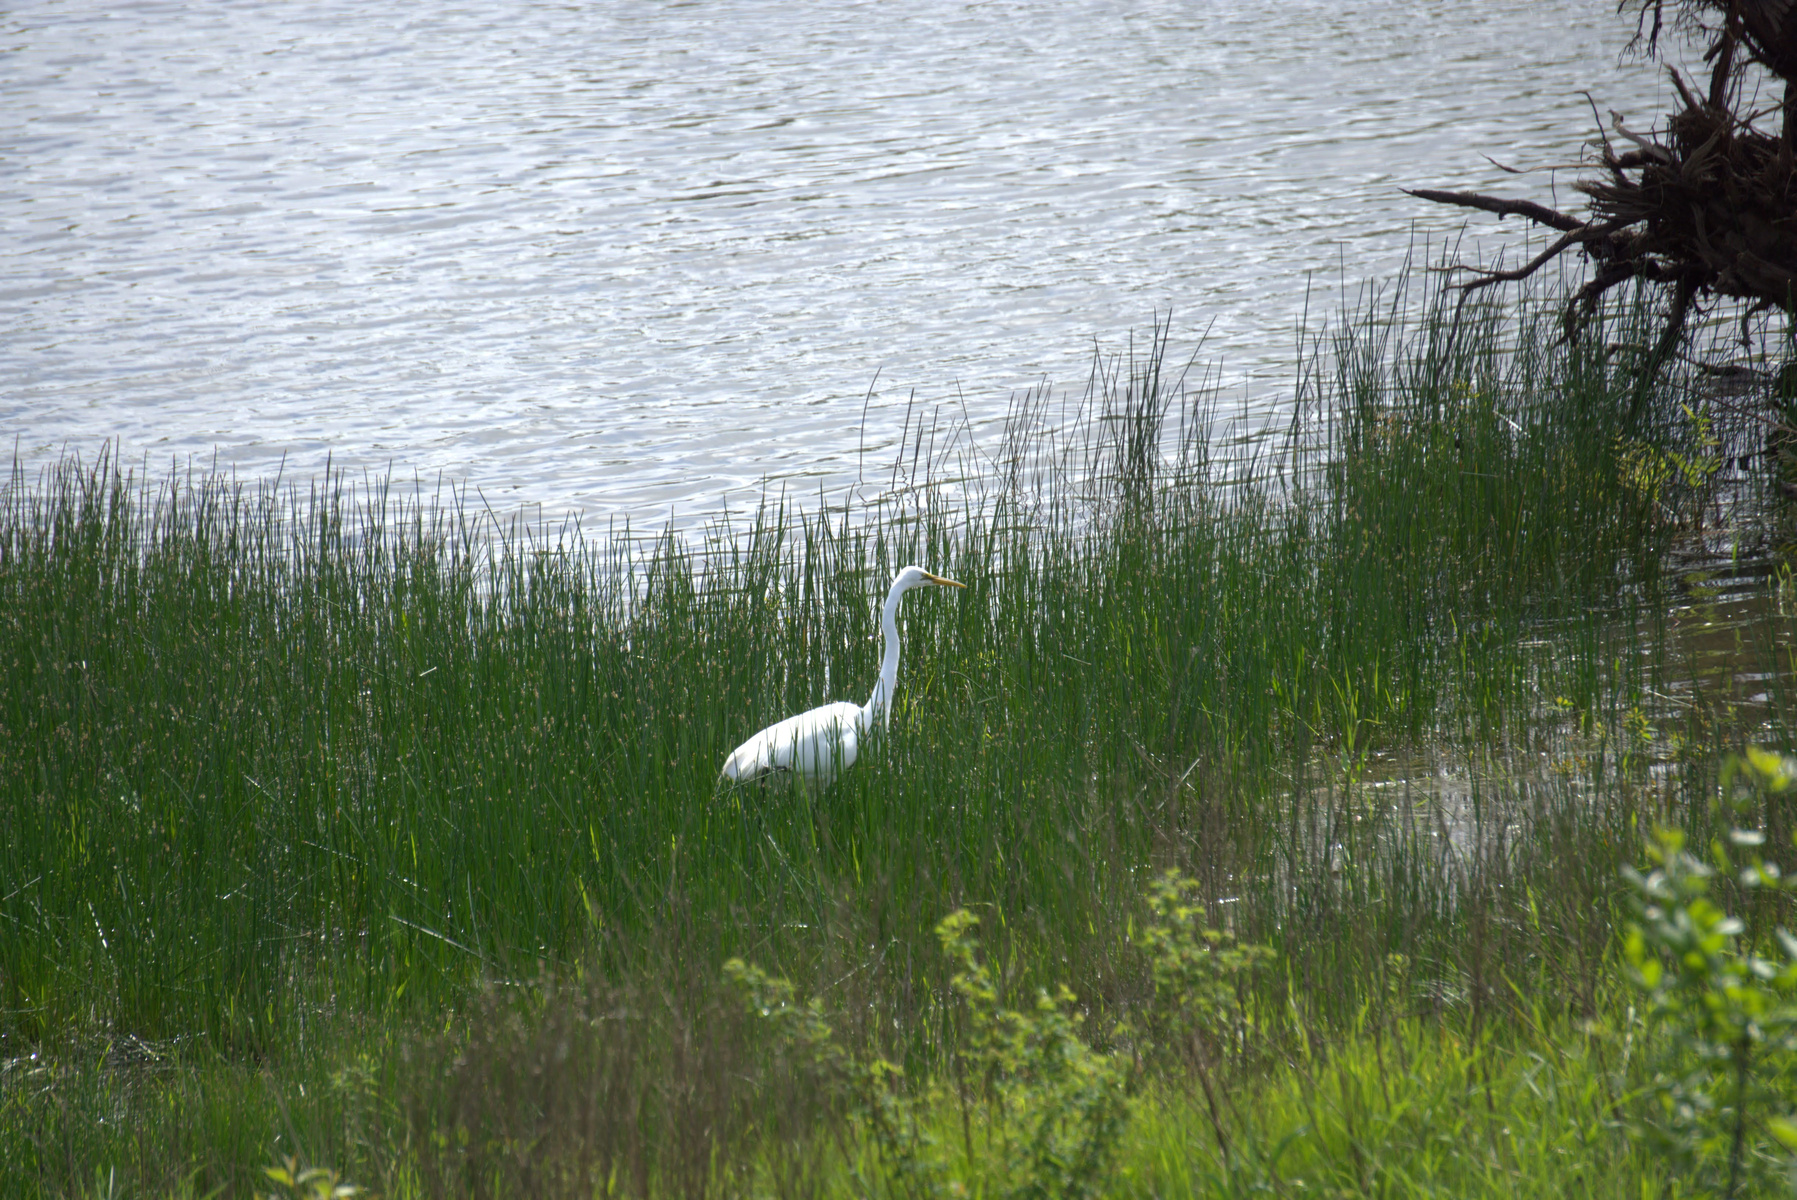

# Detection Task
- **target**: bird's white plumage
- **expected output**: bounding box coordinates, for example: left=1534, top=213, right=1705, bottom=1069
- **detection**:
left=720, top=565, right=964, bottom=786
left=718, top=700, right=865, bottom=784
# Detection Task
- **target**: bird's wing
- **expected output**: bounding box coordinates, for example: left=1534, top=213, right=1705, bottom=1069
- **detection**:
left=721, top=702, right=862, bottom=782
left=784, top=702, right=861, bottom=778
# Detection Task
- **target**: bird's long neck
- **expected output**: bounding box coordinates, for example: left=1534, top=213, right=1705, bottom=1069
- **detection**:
left=861, top=582, right=905, bottom=731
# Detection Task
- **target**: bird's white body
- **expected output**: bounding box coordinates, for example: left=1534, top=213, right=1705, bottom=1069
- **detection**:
left=718, top=700, right=866, bottom=783
left=720, top=565, right=964, bottom=786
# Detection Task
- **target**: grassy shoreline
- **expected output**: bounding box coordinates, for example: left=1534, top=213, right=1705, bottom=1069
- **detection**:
left=4, top=280, right=1795, bottom=1196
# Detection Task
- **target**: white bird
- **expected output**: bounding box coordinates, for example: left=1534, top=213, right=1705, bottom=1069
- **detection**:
left=719, top=564, right=966, bottom=785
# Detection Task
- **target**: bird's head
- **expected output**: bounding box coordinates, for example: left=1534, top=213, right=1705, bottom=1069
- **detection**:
left=894, top=564, right=965, bottom=592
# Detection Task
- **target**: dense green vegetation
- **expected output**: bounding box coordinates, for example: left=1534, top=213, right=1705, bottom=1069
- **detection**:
left=3, top=282, right=1796, bottom=1197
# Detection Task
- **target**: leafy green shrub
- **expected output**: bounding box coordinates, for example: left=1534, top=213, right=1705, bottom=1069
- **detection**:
left=1623, top=748, right=1797, bottom=1197
left=728, top=905, right=1133, bottom=1200
left=727, top=874, right=1276, bottom=1199
left=935, top=908, right=1131, bottom=1200
left=1136, top=870, right=1275, bottom=1163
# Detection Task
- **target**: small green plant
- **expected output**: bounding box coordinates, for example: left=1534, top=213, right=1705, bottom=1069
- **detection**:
left=728, top=907, right=1136, bottom=1200
left=726, top=877, right=1277, bottom=1199
left=724, top=955, right=937, bottom=1194
left=1617, top=402, right=1721, bottom=514
left=725, top=948, right=934, bottom=1185
left=936, top=908, right=1132, bottom=1200
left=258, top=1155, right=359, bottom=1200
left=1622, top=747, right=1797, bottom=1198
left=1138, top=870, right=1275, bottom=1163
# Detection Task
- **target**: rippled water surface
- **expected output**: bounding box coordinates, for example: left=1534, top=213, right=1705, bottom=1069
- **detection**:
left=4, top=0, right=1678, bottom=523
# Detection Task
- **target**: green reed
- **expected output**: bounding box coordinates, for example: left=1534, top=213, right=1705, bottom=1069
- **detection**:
left=2, top=272, right=1743, bottom=1196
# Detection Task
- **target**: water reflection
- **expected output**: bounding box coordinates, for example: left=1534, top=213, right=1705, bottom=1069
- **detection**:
left=3, top=0, right=1679, bottom=526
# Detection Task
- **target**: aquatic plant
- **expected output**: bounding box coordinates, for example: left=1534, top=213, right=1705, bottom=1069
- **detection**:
left=0, top=274, right=1738, bottom=1195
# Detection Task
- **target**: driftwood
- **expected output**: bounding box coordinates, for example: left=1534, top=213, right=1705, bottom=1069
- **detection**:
left=1412, top=1, right=1797, bottom=365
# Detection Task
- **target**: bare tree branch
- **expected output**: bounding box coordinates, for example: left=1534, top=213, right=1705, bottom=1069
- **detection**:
left=1411, top=5, right=1797, bottom=367
left=1403, top=189, right=1586, bottom=233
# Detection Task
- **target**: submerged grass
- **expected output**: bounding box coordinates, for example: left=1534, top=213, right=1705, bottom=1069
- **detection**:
left=2, top=275, right=1785, bottom=1196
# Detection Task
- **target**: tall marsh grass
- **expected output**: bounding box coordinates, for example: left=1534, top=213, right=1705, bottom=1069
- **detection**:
left=0, top=278, right=1758, bottom=1195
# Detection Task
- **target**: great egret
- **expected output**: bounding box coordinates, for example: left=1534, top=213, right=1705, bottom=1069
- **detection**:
left=719, top=564, right=965, bottom=785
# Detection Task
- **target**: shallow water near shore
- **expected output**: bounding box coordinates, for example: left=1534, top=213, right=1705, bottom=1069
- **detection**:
left=3, top=0, right=1682, bottom=526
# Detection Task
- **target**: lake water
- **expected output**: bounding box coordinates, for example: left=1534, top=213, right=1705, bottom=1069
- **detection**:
left=3, top=0, right=1682, bottom=527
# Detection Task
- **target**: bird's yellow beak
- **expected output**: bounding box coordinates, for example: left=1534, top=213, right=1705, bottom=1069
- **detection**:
left=924, top=572, right=966, bottom=588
